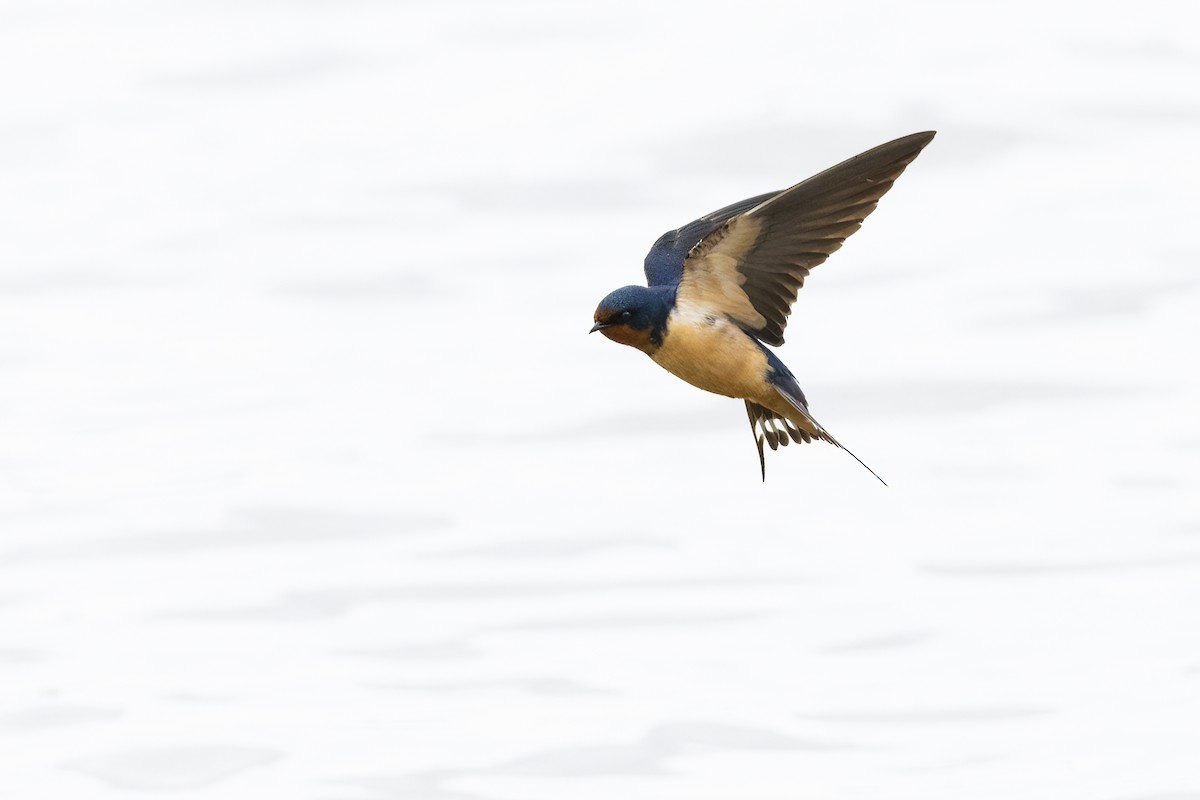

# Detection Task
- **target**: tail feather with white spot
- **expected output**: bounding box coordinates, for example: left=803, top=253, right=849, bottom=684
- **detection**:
left=745, top=394, right=886, bottom=485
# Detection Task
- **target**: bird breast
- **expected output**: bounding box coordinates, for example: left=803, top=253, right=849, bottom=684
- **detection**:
left=650, top=303, right=772, bottom=402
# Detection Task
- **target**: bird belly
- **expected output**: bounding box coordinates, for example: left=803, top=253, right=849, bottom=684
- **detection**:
left=650, top=307, right=772, bottom=402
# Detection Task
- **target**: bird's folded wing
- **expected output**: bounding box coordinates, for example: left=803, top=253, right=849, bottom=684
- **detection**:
left=676, top=131, right=935, bottom=346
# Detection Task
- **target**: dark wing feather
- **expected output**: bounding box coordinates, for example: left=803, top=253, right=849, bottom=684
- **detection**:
left=643, top=191, right=781, bottom=287
left=679, top=132, right=935, bottom=346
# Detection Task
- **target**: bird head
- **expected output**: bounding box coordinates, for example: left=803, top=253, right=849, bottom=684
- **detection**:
left=591, top=285, right=669, bottom=352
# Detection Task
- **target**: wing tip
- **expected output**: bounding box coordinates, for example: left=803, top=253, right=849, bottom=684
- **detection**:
left=899, top=130, right=937, bottom=147
left=884, top=131, right=937, bottom=164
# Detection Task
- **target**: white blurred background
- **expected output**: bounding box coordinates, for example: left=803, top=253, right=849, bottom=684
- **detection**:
left=2, top=1, right=1199, bottom=798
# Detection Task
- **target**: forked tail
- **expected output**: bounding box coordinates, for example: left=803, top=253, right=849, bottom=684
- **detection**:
left=745, top=398, right=886, bottom=485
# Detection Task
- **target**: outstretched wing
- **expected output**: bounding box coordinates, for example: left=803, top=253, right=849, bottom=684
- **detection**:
left=676, top=132, right=935, bottom=346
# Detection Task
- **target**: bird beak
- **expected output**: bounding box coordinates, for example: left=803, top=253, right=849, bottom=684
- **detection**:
left=589, top=322, right=607, bottom=334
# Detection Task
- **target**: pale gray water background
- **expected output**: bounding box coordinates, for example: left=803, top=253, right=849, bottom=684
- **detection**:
left=2, top=1, right=1199, bottom=798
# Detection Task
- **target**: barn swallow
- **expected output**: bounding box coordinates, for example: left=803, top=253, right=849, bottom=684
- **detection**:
left=591, top=132, right=935, bottom=481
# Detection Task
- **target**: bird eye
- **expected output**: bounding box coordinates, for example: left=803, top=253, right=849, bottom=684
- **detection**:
left=620, top=310, right=632, bottom=319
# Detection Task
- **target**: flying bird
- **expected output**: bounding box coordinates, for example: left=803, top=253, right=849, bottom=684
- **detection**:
left=591, top=131, right=935, bottom=481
